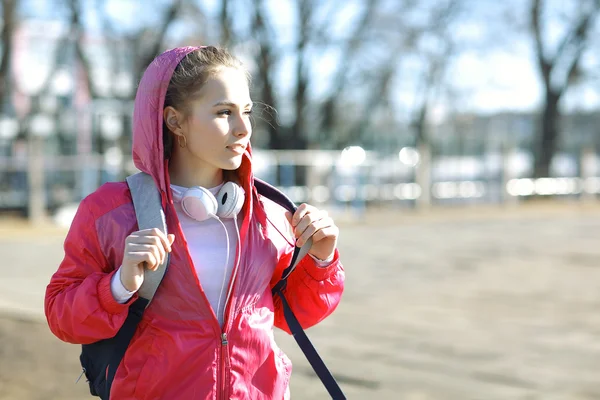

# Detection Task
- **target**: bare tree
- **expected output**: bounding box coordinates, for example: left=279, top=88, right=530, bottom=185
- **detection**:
left=0, top=0, right=17, bottom=110
left=69, top=0, right=185, bottom=100
left=339, top=57, right=398, bottom=148
left=61, top=0, right=196, bottom=182
left=289, top=0, right=313, bottom=150
left=219, top=0, right=232, bottom=47
left=241, top=0, right=460, bottom=152
left=249, top=0, right=391, bottom=150
left=334, top=0, right=440, bottom=148
left=530, top=0, right=600, bottom=178
left=250, top=0, right=280, bottom=148
left=318, top=0, right=381, bottom=147
left=410, top=0, right=461, bottom=148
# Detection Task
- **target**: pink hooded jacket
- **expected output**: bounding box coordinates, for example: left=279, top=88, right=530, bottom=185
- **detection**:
left=44, top=47, right=344, bottom=400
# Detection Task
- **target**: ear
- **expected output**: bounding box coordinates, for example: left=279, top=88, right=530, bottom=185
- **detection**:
left=163, top=106, right=184, bottom=135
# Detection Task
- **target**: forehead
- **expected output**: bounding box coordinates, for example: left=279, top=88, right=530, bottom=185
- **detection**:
left=196, top=68, right=251, bottom=104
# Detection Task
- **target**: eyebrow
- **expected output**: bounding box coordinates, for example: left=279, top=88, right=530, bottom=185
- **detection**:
left=212, top=101, right=253, bottom=108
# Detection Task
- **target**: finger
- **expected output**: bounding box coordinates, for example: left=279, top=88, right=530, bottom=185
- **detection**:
left=310, top=224, right=339, bottom=243
left=132, top=241, right=165, bottom=264
left=148, top=228, right=173, bottom=252
left=292, top=203, right=316, bottom=227
left=128, top=252, right=158, bottom=270
left=131, top=230, right=172, bottom=254
left=128, top=243, right=165, bottom=266
left=294, top=212, right=318, bottom=238
left=294, top=209, right=327, bottom=238
left=167, top=234, right=175, bottom=247
left=138, top=228, right=172, bottom=252
left=297, top=217, right=333, bottom=247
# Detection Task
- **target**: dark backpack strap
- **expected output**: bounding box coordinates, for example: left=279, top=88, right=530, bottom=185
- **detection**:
left=254, top=178, right=311, bottom=286
left=79, top=297, right=149, bottom=400
left=104, top=297, right=148, bottom=396
left=254, top=178, right=346, bottom=399
left=274, top=288, right=346, bottom=400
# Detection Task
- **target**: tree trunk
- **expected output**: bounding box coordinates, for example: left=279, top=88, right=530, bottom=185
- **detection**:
left=0, top=0, right=17, bottom=110
left=251, top=0, right=280, bottom=149
left=256, top=49, right=279, bottom=149
left=219, top=0, right=231, bottom=46
left=291, top=71, right=307, bottom=149
left=415, top=141, right=432, bottom=209
left=414, top=104, right=427, bottom=148
left=534, top=89, right=560, bottom=178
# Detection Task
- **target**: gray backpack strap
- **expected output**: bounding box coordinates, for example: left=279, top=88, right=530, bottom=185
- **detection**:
left=125, top=172, right=169, bottom=305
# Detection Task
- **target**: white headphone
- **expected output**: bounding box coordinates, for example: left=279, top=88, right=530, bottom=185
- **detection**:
left=180, top=181, right=245, bottom=222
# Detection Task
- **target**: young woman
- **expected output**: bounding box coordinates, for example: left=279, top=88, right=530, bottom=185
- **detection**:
left=44, top=46, right=344, bottom=399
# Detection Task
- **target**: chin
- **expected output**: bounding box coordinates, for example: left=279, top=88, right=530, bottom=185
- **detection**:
left=220, top=157, right=243, bottom=171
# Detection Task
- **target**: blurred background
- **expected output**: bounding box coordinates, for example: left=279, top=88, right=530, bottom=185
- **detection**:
left=1, top=0, right=600, bottom=399
left=0, top=0, right=599, bottom=222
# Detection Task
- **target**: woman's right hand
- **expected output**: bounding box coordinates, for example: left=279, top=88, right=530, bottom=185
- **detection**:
left=120, top=228, right=175, bottom=292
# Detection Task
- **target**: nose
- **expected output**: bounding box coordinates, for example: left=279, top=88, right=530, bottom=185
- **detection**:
left=232, top=114, right=251, bottom=138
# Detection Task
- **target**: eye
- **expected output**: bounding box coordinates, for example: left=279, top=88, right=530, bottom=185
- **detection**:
left=217, top=110, right=232, bottom=116
left=244, top=109, right=253, bottom=116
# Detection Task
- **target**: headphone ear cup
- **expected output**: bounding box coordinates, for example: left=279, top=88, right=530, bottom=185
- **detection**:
left=181, top=187, right=218, bottom=221
left=216, top=182, right=245, bottom=219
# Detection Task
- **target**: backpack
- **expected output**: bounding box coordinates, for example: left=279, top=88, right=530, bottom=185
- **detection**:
left=78, top=172, right=346, bottom=399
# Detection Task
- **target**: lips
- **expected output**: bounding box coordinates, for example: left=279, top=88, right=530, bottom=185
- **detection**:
left=226, top=144, right=246, bottom=154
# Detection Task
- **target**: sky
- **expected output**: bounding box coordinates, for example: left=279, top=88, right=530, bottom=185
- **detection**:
left=16, top=0, right=600, bottom=120
left=253, top=0, right=600, bottom=118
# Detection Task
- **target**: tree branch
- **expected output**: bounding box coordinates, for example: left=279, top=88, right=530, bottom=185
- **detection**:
left=319, top=0, right=381, bottom=141
left=531, top=0, right=551, bottom=86
left=68, top=0, right=98, bottom=99
left=552, top=14, right=588, bottom=66
left=551, top=2, right=599, bottom=93
left=140, top=0, right=183, bottom=71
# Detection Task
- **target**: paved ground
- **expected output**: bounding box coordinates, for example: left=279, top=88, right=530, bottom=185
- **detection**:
left=1, top=202, right=599, bottom=399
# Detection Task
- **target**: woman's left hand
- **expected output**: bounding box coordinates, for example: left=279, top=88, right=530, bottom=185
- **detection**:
left=286, top=203, right=339, bottom=261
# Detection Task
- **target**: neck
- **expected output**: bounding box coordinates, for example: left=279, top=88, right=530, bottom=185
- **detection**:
left=168, top=156, right=224, bottom=188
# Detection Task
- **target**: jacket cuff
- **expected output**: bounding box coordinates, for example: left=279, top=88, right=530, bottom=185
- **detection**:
left=98, top=270, right=138, bottom=314
left=111, top=267, right=137, bottom=304
left=301, top=248, right=340, bottom=281
left=309, top=252, right=335, bottom=267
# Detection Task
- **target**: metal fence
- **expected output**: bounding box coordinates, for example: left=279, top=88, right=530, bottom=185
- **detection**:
left=1, top=147, right=598, bottom=224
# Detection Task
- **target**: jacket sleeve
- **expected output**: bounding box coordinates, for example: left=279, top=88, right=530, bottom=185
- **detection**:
left=270, top=245, right=345, bottom=334
left=44, top=197, right=138, bottom=344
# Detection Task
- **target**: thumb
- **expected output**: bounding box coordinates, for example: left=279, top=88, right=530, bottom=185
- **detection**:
left=168, top=234, right=175, bottom=246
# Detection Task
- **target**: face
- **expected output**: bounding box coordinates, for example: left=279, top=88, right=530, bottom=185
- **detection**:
left=168, top=67, right=253, bottom=176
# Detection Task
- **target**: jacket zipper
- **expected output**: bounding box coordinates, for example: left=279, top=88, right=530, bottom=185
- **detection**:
left=218, top=216, right=245, bottom=399
left=218, top=229, right=240, bottom=399
left=166, top=191, right=246, bottom=399
left=219, top=333, right=231, bottom=400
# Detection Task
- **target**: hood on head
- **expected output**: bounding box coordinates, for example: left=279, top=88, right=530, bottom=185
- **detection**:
left=131, top=46, right=256, bottom=195
left=131, top=46, right=263, bottom=234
